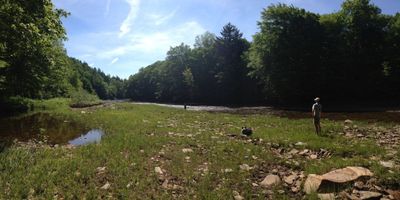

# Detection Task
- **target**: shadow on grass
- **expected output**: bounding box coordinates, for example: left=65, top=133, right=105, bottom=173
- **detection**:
left=0, top=140, right=12, bottom=153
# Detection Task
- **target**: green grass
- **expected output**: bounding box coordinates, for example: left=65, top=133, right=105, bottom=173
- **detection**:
left=0, top=99, right=398, bottom=199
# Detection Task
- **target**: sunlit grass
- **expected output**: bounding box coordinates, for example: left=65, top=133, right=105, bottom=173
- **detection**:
left=0, top=99, right=397, bottom=199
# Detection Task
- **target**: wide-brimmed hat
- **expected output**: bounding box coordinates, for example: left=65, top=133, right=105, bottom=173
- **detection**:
left=314, top=97, right=320, bottom=102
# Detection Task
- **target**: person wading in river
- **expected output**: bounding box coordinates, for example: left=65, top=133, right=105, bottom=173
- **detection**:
left=312, top=97, right=322, bottom=135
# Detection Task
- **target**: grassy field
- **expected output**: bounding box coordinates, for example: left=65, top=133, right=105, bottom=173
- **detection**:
left=0, top=99, right=399, bottom=199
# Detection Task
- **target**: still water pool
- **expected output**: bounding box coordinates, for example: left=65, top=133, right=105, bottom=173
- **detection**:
left=0, top=113, right=103, bottom=146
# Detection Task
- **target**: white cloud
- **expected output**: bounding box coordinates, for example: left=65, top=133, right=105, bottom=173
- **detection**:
left=147, top=8, right=178, bottom=26
left=98, top=21, right=205, bottom=60
left=110, top=57, right=119, bottom=64
left=119, top=0, right=141, bottom=37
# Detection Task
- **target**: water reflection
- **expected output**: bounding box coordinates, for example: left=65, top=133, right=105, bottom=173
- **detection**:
left=0, top=113, right=103, bottom=145
left=68, top=129, right=104, bottom=146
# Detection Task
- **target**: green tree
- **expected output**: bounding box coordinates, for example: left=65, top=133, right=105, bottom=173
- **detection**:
left=0, top=0, right=69, bottom=98
left=215, top=23, right=252, bottom=104
left=248, top=4, right=323, bottom=104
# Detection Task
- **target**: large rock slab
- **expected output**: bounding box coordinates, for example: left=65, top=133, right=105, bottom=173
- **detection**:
left=304, top=167, right=373, bottom=194
left=322, top=167, right=373, bottom=183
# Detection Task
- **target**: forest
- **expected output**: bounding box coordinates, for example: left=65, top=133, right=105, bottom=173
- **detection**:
left=1, top=0, right=400, bottom=108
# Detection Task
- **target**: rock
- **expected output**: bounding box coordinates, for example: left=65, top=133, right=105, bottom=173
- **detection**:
left=239, top=164, right=252, bottom=171
left=354, top=181, right=365, bottom=189
left=182, top=148, right=193, bottom=153
left=322, top=167, right=373, bottom=183
left=310, top=154, right=318, bottom=159
left=101, top=182, right=111, bottom=190
left=233, top=191, right=244, bottom=200
left=317, top=193, right=335, bottom=200
left=162, top=179, right=169, bottom=189
left=224, top=168, right=233, bottom=173
left=291, top=186, right=300, bottom=193
left=304, top=167, right=373, bottom=194
left=154, top=167, right=163, bottom=175
left=288, top=149, right=299, bottom=155
left=260, top=175, right=281, bottom=188
left=304, top=174, right=323, bottom=194
left=299, top=149, right=309, bottom=155
left=386, top=190, right=400, bottom=200
left=96, top=166, right=106, bottom=174
left=345, top=119, right=353, bottom=124
left=284, top=174, right=298, bottom=185
left=379, top=161, right=395, bottom=168
left=358, top=191, right=382, bottom=200
left=295, top=142, right=306, bottom=146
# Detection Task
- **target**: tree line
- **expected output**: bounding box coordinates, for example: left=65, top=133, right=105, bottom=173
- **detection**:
left=1, top=0, right=400, bottom=108
left=0, top=0, right=126, bottom=105
left=127, top=0, right=400, bottom=106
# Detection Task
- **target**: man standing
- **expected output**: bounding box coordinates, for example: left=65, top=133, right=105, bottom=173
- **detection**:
left=312, top=97, right=322, bottom=135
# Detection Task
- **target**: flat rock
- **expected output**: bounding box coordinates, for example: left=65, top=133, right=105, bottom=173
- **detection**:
left=317, top=193, right=335, bottom=200
left=260, top=175, right=281, bottom=188
left=322, top=167, right=373, bottom=183
left=358, top=191, right=382, bottom=200
left=379, top=161, right=395, bottom=168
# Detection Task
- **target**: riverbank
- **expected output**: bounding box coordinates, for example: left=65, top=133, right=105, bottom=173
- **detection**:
left=0, top=99, right=399, bottom=199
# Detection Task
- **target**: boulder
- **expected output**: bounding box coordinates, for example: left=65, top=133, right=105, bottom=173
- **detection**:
left=260, top=175, right=281, bottom=188
left=322, top=167, right=373, bottom=183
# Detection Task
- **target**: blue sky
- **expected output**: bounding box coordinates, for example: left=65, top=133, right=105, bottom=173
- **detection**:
left=53, top=0, right=400, bottom=79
